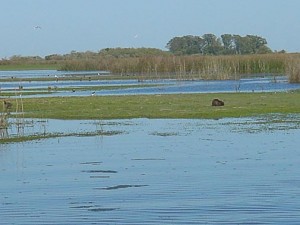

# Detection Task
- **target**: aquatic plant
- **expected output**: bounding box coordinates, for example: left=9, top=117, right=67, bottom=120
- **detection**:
left=0, top=114, right=9, bottom=138
left=285, top=55, right=300, bottom=83
left=0, top=94, right=26, bottom=139
left=0, top=129, right=124, bottom=144
left=1, top=100, right=11, bottom=138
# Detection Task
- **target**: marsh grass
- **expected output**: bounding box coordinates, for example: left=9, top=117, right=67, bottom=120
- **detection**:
left=285, top=55, right=300, bottom=83
left=0, top=130, right=123, bottom=144
left=10, top=92, right=300, bottom=120
left=59, top=53, right=288, bottom=80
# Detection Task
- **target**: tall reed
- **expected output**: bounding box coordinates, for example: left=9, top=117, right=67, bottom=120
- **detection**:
left=285, top=54, right=300, bottom=83
left=60, top=53, right=297, bottom=81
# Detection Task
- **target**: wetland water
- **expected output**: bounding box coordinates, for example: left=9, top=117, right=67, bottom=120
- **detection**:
left=1, top=116, right=300, bottom=224
left=1, top=70, right=300, bottom=97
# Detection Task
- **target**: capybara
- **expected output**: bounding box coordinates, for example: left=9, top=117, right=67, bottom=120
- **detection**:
left=212, top=98, right=224, bottom=106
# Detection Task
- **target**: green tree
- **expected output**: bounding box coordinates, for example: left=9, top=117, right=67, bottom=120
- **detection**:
left=233, top=35, right=272, bottom=54
left=201, top=33, right=223, bottom=55
left=221, top=34, right=236, bottom=55
left=166, top=33, right=272, bottom=55
left=166, top=35, right=204, bottom=55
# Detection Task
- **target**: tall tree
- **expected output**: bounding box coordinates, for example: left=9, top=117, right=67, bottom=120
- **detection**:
left=201, top=34, right=223, bottom=55
left=221, top=34, right=236, bottom=55
left=166, top=33, right=272, bottom=55
left=166, top=35, right=204, bottom=55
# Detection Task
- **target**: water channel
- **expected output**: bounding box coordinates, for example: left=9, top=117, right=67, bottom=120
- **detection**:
left=1, top=70, right=300, bottom=97
left=1, top=116, right=300, bottom=224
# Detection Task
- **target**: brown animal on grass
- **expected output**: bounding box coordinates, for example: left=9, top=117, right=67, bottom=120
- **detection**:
left=212, top=98, right=224, bottom=106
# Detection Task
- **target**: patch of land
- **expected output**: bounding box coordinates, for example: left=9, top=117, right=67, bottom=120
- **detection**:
left=2, top=92, right=300, bottom=120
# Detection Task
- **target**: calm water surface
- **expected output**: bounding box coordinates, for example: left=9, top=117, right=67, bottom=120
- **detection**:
left=1, top=70, right=300, bottom=97
left=1, top=116, right=300, bottom=224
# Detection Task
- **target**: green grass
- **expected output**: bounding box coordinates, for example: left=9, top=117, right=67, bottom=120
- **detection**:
left=3, top=92, right=300, bottom=120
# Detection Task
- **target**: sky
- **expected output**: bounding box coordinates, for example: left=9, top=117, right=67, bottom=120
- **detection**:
left=1, top=0, right=300, bottom=58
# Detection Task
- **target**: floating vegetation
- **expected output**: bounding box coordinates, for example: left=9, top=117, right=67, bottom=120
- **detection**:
left=89, top=176, right=110, bottom=179
left=72, top=130, right=123, bottom=137
left=70, top=203, right=119, bottom=212
left=131, top=158, right=166, bottom=161
left=150, top=131, right=179, bottom=136
left=0, top=119, right=124, bottom=144
left=0, top=133, right=53, bottom=143
left=222, top=114, right=300, bottom=133
left=88, top=207, right=119, bottom=212
left=90, top=121, right=137, bottom=126
left=96, top=184, right=148, bottom=190
left=82, top=170, right=118, bottom=174
left=80, top=161, right=102, bottom=165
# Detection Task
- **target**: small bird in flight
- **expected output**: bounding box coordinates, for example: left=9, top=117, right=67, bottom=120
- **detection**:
left=34, top=26, right=42, bottom=29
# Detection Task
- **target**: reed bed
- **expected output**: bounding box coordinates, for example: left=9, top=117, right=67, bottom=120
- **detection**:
left=2, top=53, right=300, bottom=82
left=60, top=54, right=291, bottom=80
left=285, top=54, right=300, bottom=83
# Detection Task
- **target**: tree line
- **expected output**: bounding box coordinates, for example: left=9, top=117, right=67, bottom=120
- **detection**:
left=1, top=34, right=280, bottom=63
left=166, top=34, right=274, bottom=55
left=2, top=33, right=300, bottom=83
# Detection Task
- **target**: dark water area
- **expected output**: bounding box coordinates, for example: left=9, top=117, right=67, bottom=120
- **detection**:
left=1, top=116, right=300, bottom=224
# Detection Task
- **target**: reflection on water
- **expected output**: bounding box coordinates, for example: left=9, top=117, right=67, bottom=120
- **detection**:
left=1, top=117, right=300, bottom=224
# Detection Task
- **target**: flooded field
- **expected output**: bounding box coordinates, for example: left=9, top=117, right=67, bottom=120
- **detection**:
left=1, top=116, right=300, bottom=224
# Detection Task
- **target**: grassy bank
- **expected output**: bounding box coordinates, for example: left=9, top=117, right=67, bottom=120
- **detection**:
left=3, top=92, right=300, bottom=120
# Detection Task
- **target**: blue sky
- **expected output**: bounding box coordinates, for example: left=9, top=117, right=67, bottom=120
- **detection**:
left=1, top=0, right=299, bottom=58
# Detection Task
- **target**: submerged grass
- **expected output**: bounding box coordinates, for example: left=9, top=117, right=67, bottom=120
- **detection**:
left=4, top=92, right=300, bottom=120
left=0, top=130, right=123, bottom=144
